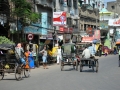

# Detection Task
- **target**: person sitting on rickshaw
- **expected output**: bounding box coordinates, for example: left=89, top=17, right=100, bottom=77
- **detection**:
left=82, top=46, right=93, bottom=68
left=82, top=46, right=91, bottom=59
left=88, top=43, right=96, bottom=59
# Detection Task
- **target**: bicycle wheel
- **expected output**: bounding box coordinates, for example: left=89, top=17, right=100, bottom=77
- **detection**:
left=24, top=68, right=30, bottom=78
left=15, top=65, right=23, bottom=81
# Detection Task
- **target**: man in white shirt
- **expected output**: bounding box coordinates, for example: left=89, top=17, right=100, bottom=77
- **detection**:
left=82, top=46, right=91, bottom=59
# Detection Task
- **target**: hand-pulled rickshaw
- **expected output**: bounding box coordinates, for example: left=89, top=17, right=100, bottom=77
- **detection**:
left=0, top=44, right=30, bottom=81
left=61, top=43, right=78, bottom=71
left=80, top=57, right=99, bottom=72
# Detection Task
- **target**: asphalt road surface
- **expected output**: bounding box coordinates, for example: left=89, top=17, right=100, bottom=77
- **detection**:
left=0, top=55, right=120, bottom=90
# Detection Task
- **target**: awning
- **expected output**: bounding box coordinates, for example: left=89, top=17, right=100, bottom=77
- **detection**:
left=81, top=37, right=93, bottom=43
left=116, top=42, right=120, bottom=44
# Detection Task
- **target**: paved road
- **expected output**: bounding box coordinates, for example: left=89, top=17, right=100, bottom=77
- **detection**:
left=0, top=55, right=120, bottom=90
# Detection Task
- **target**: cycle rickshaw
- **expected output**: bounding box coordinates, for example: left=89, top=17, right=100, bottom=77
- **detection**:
left=80, top=57, right=99, bottom=72
left=0, top=44, right=30, bottom=81
left=61, top=43, right=79, bottom=71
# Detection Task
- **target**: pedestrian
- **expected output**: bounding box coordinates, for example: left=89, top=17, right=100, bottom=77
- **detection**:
left=24, top=50, right=30, bottom=75
left=57, top=46, right=62, bottom=65
left=24, top=50, right=30, bottom=69
left=39, top=46, right=48, bottom=69
left=28, top=49, right=35, bottom=69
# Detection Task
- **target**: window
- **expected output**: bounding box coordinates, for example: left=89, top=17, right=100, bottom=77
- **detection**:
left=59, top=0, right=64, bottom=4
left=67, top=18, right=72, bottom=26
left=67, top=0, right=72, bottom=7
left=73, top=0, right=77, bottom=9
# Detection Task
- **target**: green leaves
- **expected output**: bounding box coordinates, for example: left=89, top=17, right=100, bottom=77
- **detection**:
left=0, top=36, right=14, bottom=44
left=11, top=0, right=40, bottom=25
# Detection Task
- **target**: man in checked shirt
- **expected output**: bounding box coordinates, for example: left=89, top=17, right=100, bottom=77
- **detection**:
left=88, top=43, right=96, bottom=59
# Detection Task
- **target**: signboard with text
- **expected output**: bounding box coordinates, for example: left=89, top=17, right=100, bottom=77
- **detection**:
left=59, top=26, right=73, bottom=33
left=53, top=12, right=66, bottom=26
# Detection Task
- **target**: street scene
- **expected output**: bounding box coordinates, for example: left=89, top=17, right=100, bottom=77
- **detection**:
left=0, top=55, right=120, bottom=90
left=0, top=0, right=120, bottom=90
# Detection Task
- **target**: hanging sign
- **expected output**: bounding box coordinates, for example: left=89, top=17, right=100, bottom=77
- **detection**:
left=28, top=33, right=34, bottom=40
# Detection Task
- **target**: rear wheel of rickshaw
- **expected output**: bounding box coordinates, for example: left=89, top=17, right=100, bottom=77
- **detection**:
left=80, top=61, right=83, bottom=72
left=118, top=60, right=120, bottom=67
left=95, top=61, right=99, bottom=73
left=75, top=60, right=78, bottom=71
left=15, top=65, right=23, bottom=81
left=61, top=61, right=64, bottom=71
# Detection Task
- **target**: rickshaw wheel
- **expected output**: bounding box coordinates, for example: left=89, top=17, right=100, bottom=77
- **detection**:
left=95, top=61, right=99, bottom=73
left=24, top=68, right=30, bottom=78
left=61, top=61, right=64, bottom=71
left=80, top=61, right=83, bottom=72
left=76, top=60, right=78, bottom=71
left=15, top=65, right=23, bottom=81
left=119, top=60, right=120, bottom=67
left=0, top=72, right=4, bottom=80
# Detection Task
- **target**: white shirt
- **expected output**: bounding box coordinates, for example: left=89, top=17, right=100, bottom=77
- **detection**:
left=82, top=48, right=91, bottom=59
left=57, top=48, right=61, bottom=55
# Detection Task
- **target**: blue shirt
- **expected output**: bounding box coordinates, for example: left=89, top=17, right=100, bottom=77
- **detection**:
left=88, top=46, right=96, bottom=56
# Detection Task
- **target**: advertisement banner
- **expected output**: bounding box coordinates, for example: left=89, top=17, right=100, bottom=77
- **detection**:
left=53, top=12, right=66, bottom=26
left=41, top=12, right=48, bottom=35
left=94, top=30, right=101, bottom=40
left=108, top=18, right=120, bottom=26
left=59, top=26, right=73, bottom=33
left=81, top=37, right=94, bottom=43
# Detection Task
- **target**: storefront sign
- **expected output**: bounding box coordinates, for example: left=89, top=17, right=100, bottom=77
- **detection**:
left=41, top=12, right=48, bottom=35
left=108, top=18, right=120, bottom=26
left=59, top=26, right=73, bottom=33
left=53, top=12, right=66, bottom=26
left=100, top=21, right=108, bottom=29
left=81, top=37, right=93, bottom=43
left=94, top=30, right=101, bottom=40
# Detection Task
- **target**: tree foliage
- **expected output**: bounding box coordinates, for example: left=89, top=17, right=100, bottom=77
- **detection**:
left=11, top=0, right=40, bottom=26
left=0, top=36, right=14, bottom=44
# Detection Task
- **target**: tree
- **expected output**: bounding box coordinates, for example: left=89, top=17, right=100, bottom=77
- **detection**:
left=11, top=0, right=40, bottom=41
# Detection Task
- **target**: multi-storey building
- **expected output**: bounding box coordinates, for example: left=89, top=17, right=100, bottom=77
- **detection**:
left=53, top=0, right=79, bottom=43
left=78, top=0, right=100, bottom=42
left=107, top=0, right=120, bottom=15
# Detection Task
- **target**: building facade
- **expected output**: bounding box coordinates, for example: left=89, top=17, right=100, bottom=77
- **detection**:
left=107, top=0, right=120, bottom=16
left=78, top=0, right=100, bottom=43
